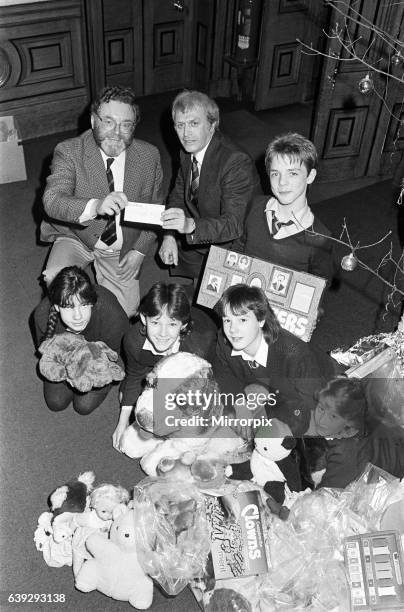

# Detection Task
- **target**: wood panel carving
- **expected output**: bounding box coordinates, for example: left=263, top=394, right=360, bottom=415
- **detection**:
left=196, top=22, right=208, bottom=66
left=0, top=47, right=12, bottom=87
left=384, top=104, right=404, bottom=153
left=322, top=107, right=368, bottom=159
left=105, top=29, right=133, bottom=75
left=0, top=0, right=89, bottom=140
left=13, top=33, right=72, bottom=86
left=278, top=0, right=308, bottom=12
left=271, top=42, right=301, bottom=87
left=153, top=22, right=184, bottom=67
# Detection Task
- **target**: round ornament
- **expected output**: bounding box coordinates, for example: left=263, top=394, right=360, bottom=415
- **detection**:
left=341, top=253, right=358, bottom=271
left=358, top=73, right=374, bottom=94
left=391, top=53, right=402, bottom=66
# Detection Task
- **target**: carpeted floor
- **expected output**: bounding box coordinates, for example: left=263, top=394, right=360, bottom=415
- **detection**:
left=0, top=95, right=402, bottom=611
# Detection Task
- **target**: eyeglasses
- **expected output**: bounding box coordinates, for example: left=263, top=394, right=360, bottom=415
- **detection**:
left=95, top=113, right=136, bottom=133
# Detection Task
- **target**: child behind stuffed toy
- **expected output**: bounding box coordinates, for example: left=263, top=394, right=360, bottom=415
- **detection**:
left=113, top=282, right=216, bottom=452
left=33, top=266, right=129, bottom=415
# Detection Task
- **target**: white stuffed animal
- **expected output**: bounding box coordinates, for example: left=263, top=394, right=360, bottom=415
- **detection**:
left=34, top=512, right=74, bottom=567
left=75, top=504, right=153, bottom=609
left=120, top=352, right=246, bottom=476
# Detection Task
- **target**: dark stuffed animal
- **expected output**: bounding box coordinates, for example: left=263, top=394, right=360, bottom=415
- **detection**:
left=228, top=420, right=302, bottom=520
left=39, top=333, right=125, bottom=392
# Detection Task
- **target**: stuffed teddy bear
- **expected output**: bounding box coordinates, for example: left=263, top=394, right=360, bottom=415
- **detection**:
left=38, top=332, right=125, bottom=392
left=228, top=420, right=302, bottom=519
left=120, top=352, right=248, bottom=476
left=75, top=504, right=153, bottom=610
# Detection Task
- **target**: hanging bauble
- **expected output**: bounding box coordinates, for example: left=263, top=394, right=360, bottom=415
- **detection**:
left=341, top=253, right=358, bottom=271
left=391, top=53, right=402, bottom=66
left=358, top=73, right=374, bottom=95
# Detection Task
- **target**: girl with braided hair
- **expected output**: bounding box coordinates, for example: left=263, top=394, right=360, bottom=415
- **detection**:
left=33, top=266, right=128, bottom=414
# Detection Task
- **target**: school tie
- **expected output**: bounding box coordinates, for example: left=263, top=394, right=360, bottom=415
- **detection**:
left=100, top=157, right=117, bottom=246
left=271, top=212, right=295, bottom=235
left=190, top=155, right=199, bottom=208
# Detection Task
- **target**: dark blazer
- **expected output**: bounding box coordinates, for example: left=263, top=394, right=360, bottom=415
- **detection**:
left=41, top=130, right=163, bottom=260
left=240, top=195, right=335, bottom=284
left=167, top=131, right=260, bottom=278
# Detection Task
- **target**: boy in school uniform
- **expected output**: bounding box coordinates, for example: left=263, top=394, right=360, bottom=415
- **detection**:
left=239, top=132, right=335, bottom=285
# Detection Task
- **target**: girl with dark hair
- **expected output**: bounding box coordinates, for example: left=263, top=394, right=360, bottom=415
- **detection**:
left=112, top=282, right=216, bottom=451
left=302, top=377, right=404, bottom=489
left=33, top=266, right=129, bottom=415
left=212, top=284, right=324, bottom=436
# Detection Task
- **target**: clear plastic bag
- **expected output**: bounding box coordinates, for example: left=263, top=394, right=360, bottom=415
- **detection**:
left=345, top=462, right=400, bottom=529
left=133, top=477, right=210, bottom=596
left=363, top=353, right=404, bottom=428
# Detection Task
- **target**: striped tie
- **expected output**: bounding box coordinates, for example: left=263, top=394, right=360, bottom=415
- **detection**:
left=272, top=212, right=294, bottom=235
left=190, top=155, right=199, bottom=208
left=100, top=157, right=117, bottom=246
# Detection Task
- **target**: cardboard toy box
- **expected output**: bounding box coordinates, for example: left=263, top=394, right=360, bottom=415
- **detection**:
left=344, top=530, right=404, bottom=611
left=197, top=246, right=326, bottom=342
left=190, top=489, right=270, bottom=611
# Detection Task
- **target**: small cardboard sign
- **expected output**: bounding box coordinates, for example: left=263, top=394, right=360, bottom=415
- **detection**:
left=197, top=246, right=327, bottom=342
left=204, top=489, right=269, bottom=579
left=0, top=116, right=27, bottom=184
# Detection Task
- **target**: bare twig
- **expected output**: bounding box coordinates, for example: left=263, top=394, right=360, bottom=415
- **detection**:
left=292, top=215, right=404, bottom=302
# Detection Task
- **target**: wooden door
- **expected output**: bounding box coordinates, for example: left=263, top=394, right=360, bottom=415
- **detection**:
left=84, top=0, right=215, bottom=99
left=311, top=0, right=404, bottom=181
left=255, top=0, right=328, bottom=110
left=143, top=0, right=214, bottom=96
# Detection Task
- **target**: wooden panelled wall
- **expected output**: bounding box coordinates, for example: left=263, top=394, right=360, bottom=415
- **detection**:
left=0, top=0, right=238, bottom=140
left=0, top=0, right=89, bottom=140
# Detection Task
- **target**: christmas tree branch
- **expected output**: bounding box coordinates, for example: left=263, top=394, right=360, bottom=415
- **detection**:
left=293, top=216, right=404, bottom=301
left=297, top=0, right=404, bottom=85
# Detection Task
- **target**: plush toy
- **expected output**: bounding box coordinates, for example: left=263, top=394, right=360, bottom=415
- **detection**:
left=75, top=504, right=153, bottom=610
left=228, top=420, right=302, bottom=519
left=34, top=471, right=95, bottom=567
left=34, top=511, right=74, bottom=567
left=120, top=352, right=248, bottom=476
left=156, top=453, right=228, bottom=490
left=38, top=332, right=125, bottom=392
left=71, top=483, right=130, bottom=577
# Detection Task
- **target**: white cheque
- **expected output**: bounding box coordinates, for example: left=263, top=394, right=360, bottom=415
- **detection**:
left=123, top=202, right=165, bottom=226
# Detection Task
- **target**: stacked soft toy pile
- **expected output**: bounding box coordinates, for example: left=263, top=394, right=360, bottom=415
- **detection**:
left=34, top=352, right=404, bottom=611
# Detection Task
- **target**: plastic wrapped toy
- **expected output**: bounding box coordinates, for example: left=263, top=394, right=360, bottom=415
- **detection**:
left=134, top=477, right=211, bottom=595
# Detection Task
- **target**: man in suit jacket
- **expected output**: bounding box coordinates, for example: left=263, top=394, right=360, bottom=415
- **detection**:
left=41, top=85, right=163, bottom=317
left=159, top=90, right=260, bottom=280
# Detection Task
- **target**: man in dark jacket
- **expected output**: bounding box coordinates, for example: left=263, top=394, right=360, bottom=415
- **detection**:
left=159, top=89, right=260, bottom=281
